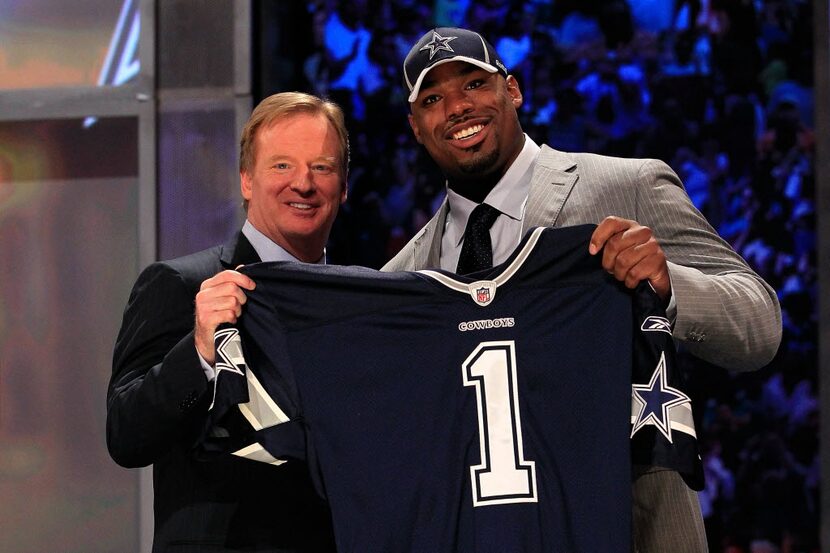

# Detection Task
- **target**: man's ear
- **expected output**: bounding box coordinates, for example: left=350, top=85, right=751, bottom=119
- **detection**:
left=408, top=113, right=424, bottom=144
left=506, top=75, right=523, bottom=109
left=240, top=171, right=253, bottom=201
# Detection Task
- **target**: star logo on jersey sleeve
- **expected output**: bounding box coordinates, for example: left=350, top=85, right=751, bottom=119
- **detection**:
left=210, top=327, right=247, bottom=411
left=419, top=31, right=457, bottom=59
left=214, top=327, right=246, bottom=377
left=630, top=352, right=691, bottom=443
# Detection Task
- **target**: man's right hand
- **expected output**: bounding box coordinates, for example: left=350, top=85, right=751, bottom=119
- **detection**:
left=194, top=269, right=256, bottom=365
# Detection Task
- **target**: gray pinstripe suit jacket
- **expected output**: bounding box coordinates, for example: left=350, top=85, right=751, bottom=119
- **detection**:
left=382, top=144, right=782, bottom=552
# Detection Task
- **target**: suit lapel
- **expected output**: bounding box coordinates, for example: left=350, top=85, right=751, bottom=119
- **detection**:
left=412, top=199, right=449, bottom=269
left=522, top=145, right=579, bottom=232
left=220, top=231, right=261, bottom=269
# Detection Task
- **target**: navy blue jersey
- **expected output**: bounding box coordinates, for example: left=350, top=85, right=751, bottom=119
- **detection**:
left=200, top=225, right=703, bottom=553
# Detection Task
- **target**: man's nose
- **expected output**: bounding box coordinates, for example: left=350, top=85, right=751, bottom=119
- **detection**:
left=445, top=90, right=474, bottom=121
left=291, top=169, right=315, bottom=194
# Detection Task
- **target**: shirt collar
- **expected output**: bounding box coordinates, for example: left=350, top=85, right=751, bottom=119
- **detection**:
left=242, top=220, right=326, bottom=264
left=444, top=134, right=541, bottom=247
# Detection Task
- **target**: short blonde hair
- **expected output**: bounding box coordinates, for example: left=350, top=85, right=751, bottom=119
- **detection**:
left=239, top=91, right=349, bottom=177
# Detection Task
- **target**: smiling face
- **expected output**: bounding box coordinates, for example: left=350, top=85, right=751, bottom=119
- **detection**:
left=408, top=61, right=524, bottom=200
left=241, top=112, right=347, bottom=262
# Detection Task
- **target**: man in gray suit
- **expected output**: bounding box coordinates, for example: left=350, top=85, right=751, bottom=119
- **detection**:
left=384, top=27, right=782, bottom=552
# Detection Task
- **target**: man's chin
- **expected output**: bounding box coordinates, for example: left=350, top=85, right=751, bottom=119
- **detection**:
left=457, top=150, right=500, bottom=176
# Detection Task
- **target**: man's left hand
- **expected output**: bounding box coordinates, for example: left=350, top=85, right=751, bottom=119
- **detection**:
left=588, top=216, right=671, bottom=301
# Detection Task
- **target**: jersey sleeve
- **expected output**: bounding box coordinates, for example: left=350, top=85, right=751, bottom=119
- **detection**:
left=195, top=318, right=308, bottom=467
left=629, top=283, right=705, bottom=491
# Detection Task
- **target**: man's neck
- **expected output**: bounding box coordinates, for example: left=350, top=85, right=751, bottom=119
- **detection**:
left=446, top=134, right=527, bottom=203
left=242, top=220, right=325, bottom=264
left=447, top=174, right=501, bottom=204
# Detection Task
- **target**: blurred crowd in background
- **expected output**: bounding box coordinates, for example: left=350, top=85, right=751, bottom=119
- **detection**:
left=280, top=0, right=817, bottom=550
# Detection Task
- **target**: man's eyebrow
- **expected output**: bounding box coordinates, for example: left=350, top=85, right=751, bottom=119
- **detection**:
left=263, top=154, right=290, bottom=163
left=266, top=155, right=337, bottom=162
left=420, top=77, right=439, bottom=94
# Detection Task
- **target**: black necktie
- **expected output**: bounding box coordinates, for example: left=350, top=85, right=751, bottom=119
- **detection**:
left=456, top=203, right=500, bottom=275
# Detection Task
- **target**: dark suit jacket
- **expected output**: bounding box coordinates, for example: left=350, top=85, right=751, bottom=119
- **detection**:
left=107, top=231, right=334, bottom=552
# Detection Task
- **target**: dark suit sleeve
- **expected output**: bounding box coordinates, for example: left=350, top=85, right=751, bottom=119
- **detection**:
left=106, top=262, right=213, bottom=468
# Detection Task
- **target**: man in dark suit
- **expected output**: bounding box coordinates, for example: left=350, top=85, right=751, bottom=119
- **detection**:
left=107, top=92, right=348, bottom=552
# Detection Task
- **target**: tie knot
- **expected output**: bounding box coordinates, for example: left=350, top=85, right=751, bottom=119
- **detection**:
left=468, top=203, right=500, bottom=231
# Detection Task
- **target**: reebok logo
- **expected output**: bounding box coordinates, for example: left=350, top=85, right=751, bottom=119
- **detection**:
left=641, top=316, right=672, bottom=335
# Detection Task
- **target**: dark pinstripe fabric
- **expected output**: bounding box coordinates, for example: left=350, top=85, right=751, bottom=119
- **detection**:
left=108, top=232, right=335, bottom=552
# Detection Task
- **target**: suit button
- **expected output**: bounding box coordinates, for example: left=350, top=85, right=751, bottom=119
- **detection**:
left=179, top=390, right=199, bottom=412
left=686, top=331, right=706, bottom=342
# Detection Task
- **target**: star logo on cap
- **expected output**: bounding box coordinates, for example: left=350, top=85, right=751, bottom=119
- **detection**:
left=419, top=31, right=457, bottom=59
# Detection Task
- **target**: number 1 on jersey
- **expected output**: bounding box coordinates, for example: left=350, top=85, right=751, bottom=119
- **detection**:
left=463, top=340, right=538, bottom=506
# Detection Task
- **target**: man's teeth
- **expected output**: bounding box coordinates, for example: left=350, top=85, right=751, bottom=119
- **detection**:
left=453, top=124, right=484, bottom=140
left=289, top=203, right=312, bottom=210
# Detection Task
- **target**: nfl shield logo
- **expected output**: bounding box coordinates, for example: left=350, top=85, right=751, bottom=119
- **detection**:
left=468, top=280, right=496, bottom=306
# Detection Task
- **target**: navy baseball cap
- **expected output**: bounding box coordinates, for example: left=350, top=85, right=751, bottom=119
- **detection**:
left=403, top=27, right=508, bottom=103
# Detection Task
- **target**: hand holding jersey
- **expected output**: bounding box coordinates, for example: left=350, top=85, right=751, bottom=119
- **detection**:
left=194, top=270, right=256, bottom=365
left=590, top=216, right=672, bottom=302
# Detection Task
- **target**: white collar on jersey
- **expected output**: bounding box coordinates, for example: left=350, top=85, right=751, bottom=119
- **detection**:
left=418, top=226, right=545, bottom=306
